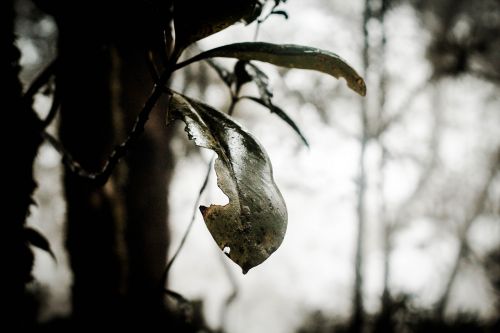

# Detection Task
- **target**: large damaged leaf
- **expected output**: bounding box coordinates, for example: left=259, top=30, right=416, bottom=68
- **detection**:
left=175, top=42, right=366, bottom=96
left=167, top=91, right=287, bottom=274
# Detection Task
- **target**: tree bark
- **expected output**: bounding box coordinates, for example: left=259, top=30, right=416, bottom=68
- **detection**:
left=52, top=0, right=174, bottom=327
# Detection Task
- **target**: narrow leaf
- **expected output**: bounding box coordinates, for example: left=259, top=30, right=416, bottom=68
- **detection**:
left=205, top=59, right=234, bottom=87
left=167, top=91, right=287, bottom=274
left=242, top=96, right=309, bottom=147
left=24, top=227, right=56, bottom=261
left=271, top=10, right=289, bottom=19
left=175, top=42, right=366, bottom=96
left=244, top=62, right=274, bottom=104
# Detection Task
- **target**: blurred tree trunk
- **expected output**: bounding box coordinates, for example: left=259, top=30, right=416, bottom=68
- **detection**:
left=375, top=1, right=392, bottom=332
left=50, top=0, right=174, bottom=327
left=351, top=0, right=371, bottom=332
left=435, top=150, right=500, bottom=319
left=57, top=17, right=126, bottom=326
left=2, top=0, right=42, bottom=328
left=117, top=45, right=174, bottom=325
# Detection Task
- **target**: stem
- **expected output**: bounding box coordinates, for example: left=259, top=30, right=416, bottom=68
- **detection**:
left=160, top=158, right=214, bottom=288
left=44, top=64, right=175, bottom=185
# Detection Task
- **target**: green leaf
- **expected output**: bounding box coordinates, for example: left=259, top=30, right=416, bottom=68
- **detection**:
left=174, top=42, right=366, bottom=96
left=242, top=96, right=309, bottom=147
left=24, top=227, right=56, bottom=261
left=167, top=91, right=287, bottom=274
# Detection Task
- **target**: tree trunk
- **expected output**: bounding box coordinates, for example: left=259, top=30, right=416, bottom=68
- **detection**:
left=57, top=20, right=126, bottom=326
left=351, top=1, right=371, bottom=332
left=2, top=0, right=43, bottom=328
left=117, top=45, right=174, bottom=326
left=53, top=1, right=174, bottom=327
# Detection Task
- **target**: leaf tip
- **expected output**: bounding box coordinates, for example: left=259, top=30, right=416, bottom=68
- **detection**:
left=352, top=77, right=367, bottom=96
left=199, top=205, right=208, bottom=216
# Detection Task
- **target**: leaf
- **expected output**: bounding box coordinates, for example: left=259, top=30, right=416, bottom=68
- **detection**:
left=205, top=59, right=234, bottom=87
left=242, top=96, right=309, bottom=147
left=24, top=227, right=56, bottom=261
left=235, top=61, right=309, bottom=146
left=167, top=91, right=287, bottom=274
left=242, top=61, right=273, bottom=104
left=234, top=60, right=254, bottom=87
left=173, top=1, right=263, bottom=49
left=270, top=10, right=289, bottom=19
left=174, top=42, right=366, bottom=96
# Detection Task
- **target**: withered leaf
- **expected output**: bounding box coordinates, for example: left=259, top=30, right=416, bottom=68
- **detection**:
left=167, top=91, right=287, bottom=274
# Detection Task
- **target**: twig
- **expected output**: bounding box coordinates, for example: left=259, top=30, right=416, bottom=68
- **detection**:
left=42, top=85, right=60, bottom=129
left=159, top=76, right=242, bottom=289
left=435, top=148, right=500, bottom=318
left=43, top=66, right=174, bottom=185
left=23, top=58, right=58, bottom=102
left=159, top=157, right=214, bottom=288
left=373, top=80, right=432, bottom=138
left=218, top=252, right=239, bottom=331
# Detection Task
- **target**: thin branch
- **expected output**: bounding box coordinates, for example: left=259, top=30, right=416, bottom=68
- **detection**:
left=42, top=85, right=60, bottom=129
left=390, top=84, right=442, bottom=232
left=372, top=80, right=432, bottom=139
left=218, top=251, right=239, bottom=331
left=164, top=288, right=191, bottom=305
left=43, top=66, right=174, bottom=185
left=23, top=58, right=58, bottom=102
left=160, top=157, right=214, bottom=288
left=435, top=148, right=500, bottom=318
left=146, top=50, right=160, bottom=82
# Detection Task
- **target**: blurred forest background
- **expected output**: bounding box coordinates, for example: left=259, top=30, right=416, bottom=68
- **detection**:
left=10, top=0, right=500, bottom=332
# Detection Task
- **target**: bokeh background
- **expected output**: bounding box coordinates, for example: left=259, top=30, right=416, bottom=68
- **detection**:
left=18, top=0, right=500, bottom=332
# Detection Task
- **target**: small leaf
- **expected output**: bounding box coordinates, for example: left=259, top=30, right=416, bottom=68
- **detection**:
left=234, top=60, right=253, bottom=87
left=175, top=42, right=366, bottom=96
left=205, top=59, right=234, bottom=87
left=271, top=10, right=289, bottom=19
left=243, top=62, right=274, bottom=104
left=24, top=227, right=56, bottom=261
left=167, top=91, right=287, bottom=274
left=234, top=61, right=308, bottom=146
left=243, top=96, right=309, bottom=147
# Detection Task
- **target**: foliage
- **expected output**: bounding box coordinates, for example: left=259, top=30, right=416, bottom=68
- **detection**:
left=26, top=0, right=365, bottom=274
left=166, top=13, right=365, bottom=271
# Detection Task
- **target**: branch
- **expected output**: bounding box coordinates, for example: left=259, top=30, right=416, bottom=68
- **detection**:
left=372, top=79, right=432, bottom=139
left=23, top=58, right=58, bottom=102
left=218, top=251, right=239, bottom=331
left=435, top=148, right=500, bottom=318
left=43, top=67, right=173, bottom=185
left=42, top=84, right=60, bottom=129
left=159, top=157, right=214, bottom=288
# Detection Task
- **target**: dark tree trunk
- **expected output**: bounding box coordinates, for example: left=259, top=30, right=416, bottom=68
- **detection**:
left=50, top=0, right=174, bottom=328
left=350, top=1, right=371, bottom=332
left=57, top=18, right=125, bottom=326
left=2, top=0, right=43, bottom=328
left=117, top=45, right=174, bottom=326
